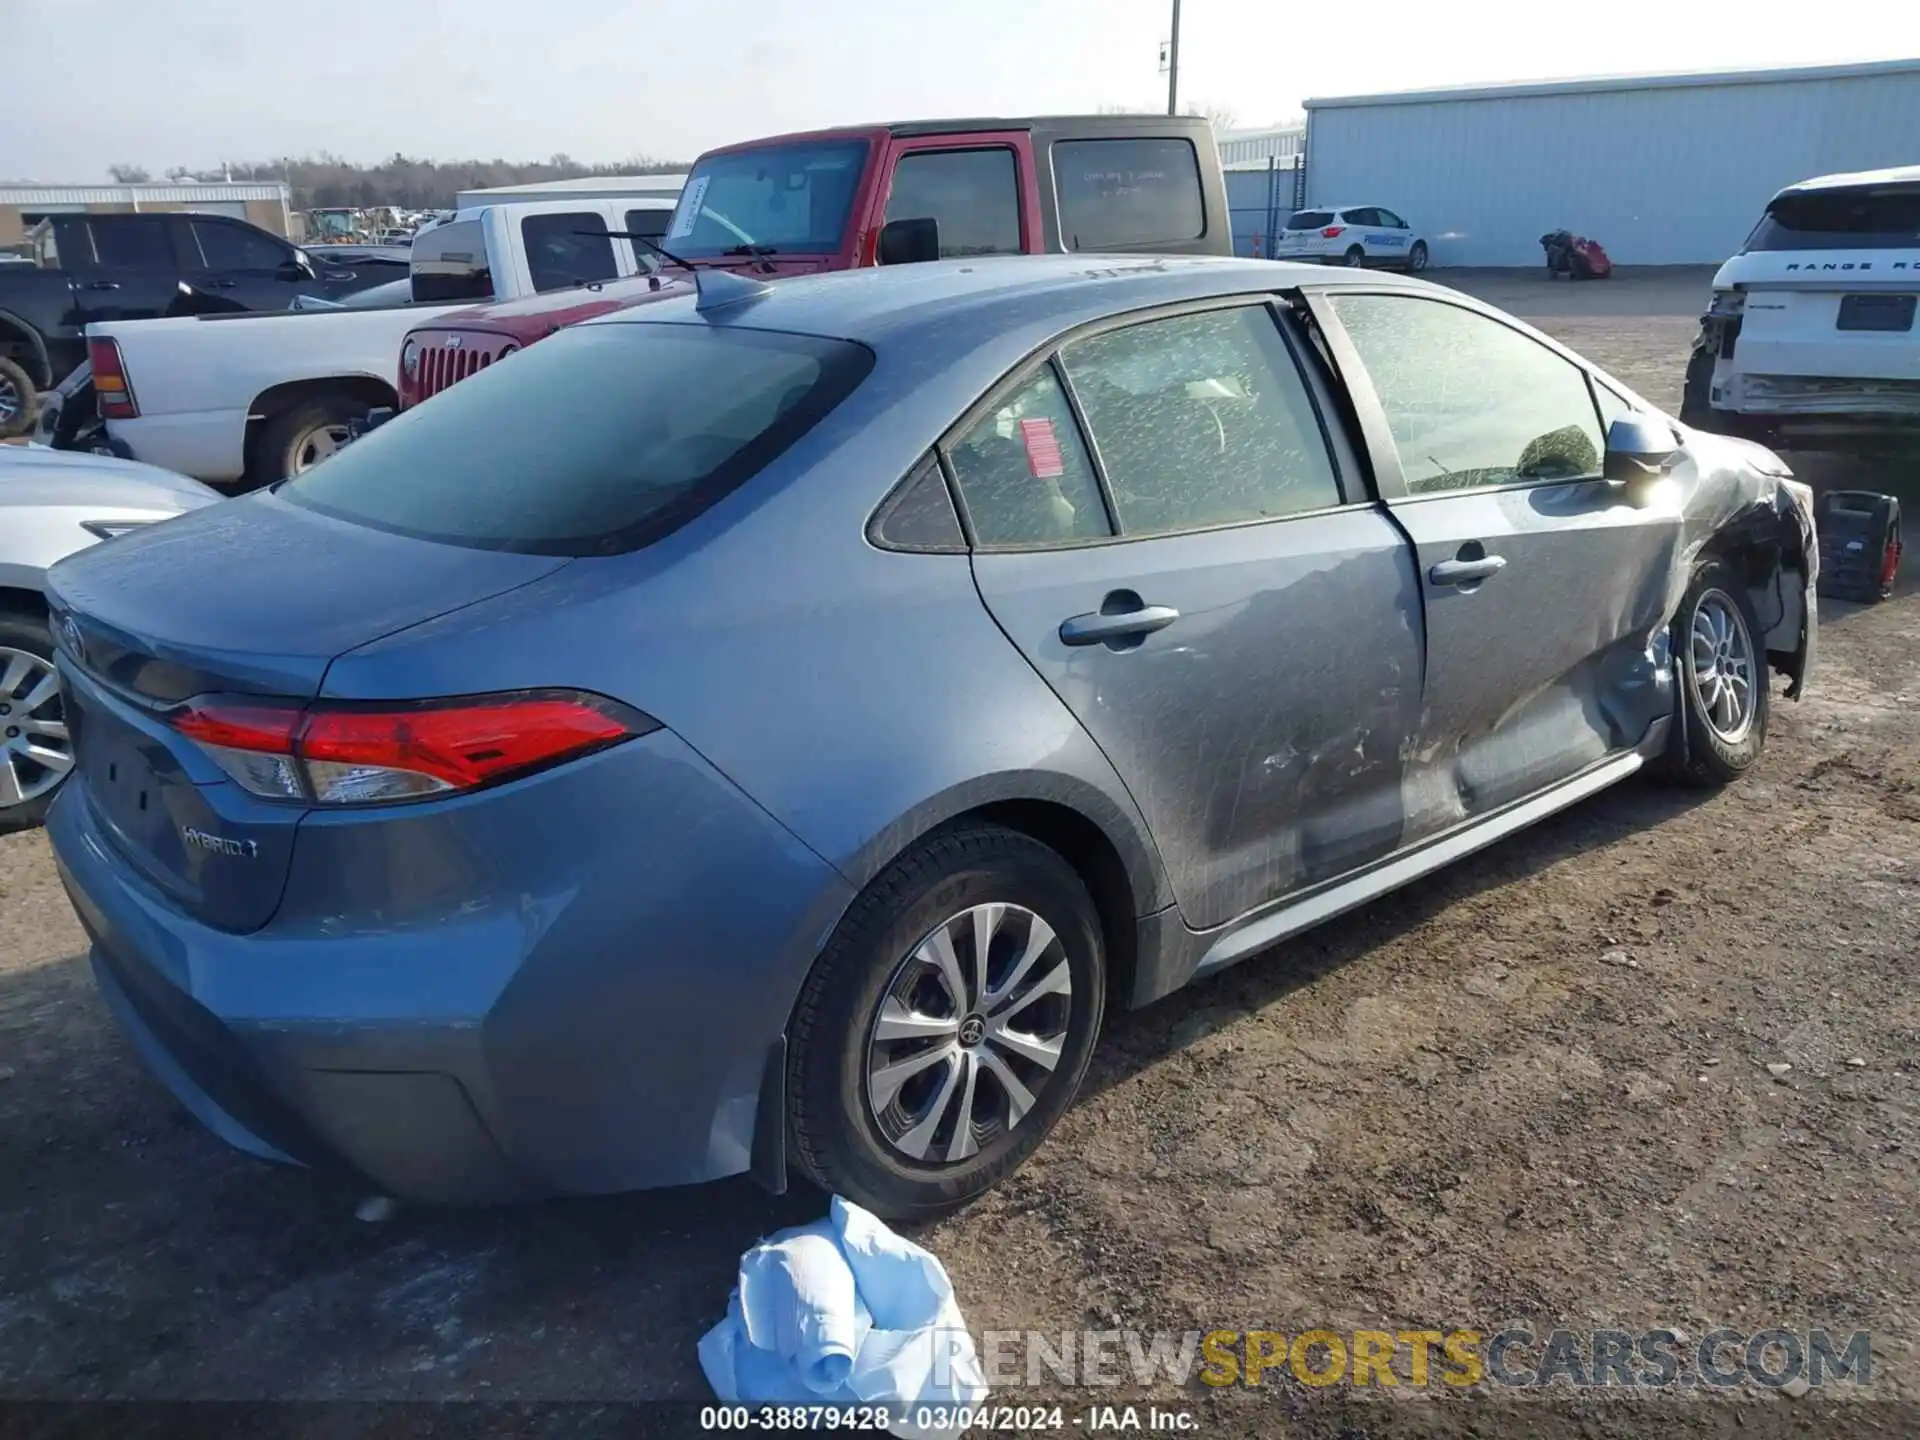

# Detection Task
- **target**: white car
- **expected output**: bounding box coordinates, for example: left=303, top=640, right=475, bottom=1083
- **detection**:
left=1274, top=205, right=1430, bottom=271
left=0, top=444, right=219, bottom=827
left=1685, top=164, right=1920, bottom=454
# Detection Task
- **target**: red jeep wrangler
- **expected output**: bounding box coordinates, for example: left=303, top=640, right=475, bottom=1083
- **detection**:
left=396, top=113, right=1231, bottom=410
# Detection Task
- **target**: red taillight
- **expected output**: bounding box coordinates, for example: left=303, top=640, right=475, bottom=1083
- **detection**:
left=87, top=336, right=139, bottom=420
left=1884, top=536, right=1903, bottom=589
left=1321, top=226, right=1346, bottom=239
left=168, top=691, right=653, bottom=805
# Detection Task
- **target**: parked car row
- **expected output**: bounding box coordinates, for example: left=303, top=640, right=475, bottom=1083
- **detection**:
left=10, top=114, right=1824, bottom=1222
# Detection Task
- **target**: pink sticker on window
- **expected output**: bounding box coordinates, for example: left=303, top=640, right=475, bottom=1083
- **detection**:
left=1019, top=417, right=1066, bottom=479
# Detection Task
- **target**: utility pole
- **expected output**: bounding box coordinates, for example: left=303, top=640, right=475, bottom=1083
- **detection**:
left=1166, top=0, right=1182, bottom=116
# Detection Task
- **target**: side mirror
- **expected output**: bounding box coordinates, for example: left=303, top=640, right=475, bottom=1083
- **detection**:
left=277, top=251, right=316, bottom=282
left=878, top=217, right=940, bottom=266
left=1603, top=413, right=1681, bottom=483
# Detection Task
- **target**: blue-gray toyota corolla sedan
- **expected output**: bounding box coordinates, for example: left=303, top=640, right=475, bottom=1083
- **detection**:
left=46, top=256, right=1817, bottom=1218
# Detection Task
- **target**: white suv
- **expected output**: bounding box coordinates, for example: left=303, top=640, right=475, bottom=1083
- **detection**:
left=1273, top=206, right=1429, bottom=271
left=1684, top=165, right=1920, bottom=453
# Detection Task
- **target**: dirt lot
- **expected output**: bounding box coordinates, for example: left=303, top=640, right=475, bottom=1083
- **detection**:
left=2, top=267, right=1917, bottom=1433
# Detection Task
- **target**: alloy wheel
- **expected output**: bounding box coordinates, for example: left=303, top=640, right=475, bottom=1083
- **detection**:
left=291, top=423, right=351, bottom=474
left=1688, top=589, right=1757, bottom=744
left=864, top=902, right=1073, bottom=1165
left=0, top=646, right=72, bottom=810
left=0, top=375, right=21, bottom=427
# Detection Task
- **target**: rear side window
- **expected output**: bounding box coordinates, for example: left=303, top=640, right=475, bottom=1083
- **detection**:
left=87, top=217, right=174, bottom=269
left=1061, top=306, right=1342, bottom=535
left=522, top=212, right=620, bottom=292
left=410, top=220, right=494, bottom=303
left=947, top=363, right=1112, bottom=547
left=625, top=207, right=669, bottom=270
left=1053, top=138, right=1205, bottom=249
left=282, top=324, right=874, bottom=556
left=1287, top=211, right=1333, bottom=230
left=1747, top=185, right=1920, bottom=251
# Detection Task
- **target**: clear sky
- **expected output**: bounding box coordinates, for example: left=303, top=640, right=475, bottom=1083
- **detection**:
left=7, top=0, right=1918, bottom=180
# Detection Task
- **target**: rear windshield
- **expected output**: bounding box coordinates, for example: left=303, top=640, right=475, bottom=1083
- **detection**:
left=1287, top=211, right=1334, bottom=230
left=410, top=220, right=494, bottom=303
left=667, top=140, right=870, bottom=258
left=280, top=323, right=874, bottom=556
left=1746, top=185, right=1920, bottom=251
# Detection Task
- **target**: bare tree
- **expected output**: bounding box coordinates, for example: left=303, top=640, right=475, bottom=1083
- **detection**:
left=1186, top=103, right=1239, bottom=133
left=107, top=163, right=151, bottom=183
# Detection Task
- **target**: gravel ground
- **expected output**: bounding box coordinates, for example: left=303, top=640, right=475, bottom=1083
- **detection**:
left=2, top=267, right=1916, bottom=1435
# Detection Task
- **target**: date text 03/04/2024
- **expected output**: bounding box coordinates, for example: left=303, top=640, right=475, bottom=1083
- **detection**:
left=696, top=1404, right=1199, bottom=1431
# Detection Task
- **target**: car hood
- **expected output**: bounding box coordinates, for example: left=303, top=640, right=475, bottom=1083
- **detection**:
left=424, top=275, right=697, bottom=335
left=0, top=445, right=220, bottom=512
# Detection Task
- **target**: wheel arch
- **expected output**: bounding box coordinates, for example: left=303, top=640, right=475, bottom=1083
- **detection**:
left=0, top=310, right=53, bottom=388
left=1692, top=498, right=1814, bottom=698
left=244, top=374, right=397, bottom=475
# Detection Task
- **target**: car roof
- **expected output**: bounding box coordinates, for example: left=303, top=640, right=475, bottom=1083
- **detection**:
left=699, top=113, right=1213, bottom=156
left=589, top=254, right=1429, bottom=367
left=1773, top=164, right=1920, bottom=199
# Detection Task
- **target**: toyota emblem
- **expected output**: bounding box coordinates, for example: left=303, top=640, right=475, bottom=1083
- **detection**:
left=57, top=613, right=85, bottom=664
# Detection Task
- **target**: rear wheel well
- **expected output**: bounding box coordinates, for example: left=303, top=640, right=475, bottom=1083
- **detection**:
left=244, top=376, right=396, bottom=473
left=0, top=318, right=50, bottom=388
left=962, top=799, right=1140, bottom=1015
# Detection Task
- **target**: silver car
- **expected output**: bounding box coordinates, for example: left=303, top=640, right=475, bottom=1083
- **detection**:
left=0, top=445, right=218, bottom=827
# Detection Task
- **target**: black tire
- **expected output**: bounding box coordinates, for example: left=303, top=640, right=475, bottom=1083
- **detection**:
left=246, top=394, right=366, bottom=490
left=1680, top=346, right=1720, bottom=432
left=1658, top=559, right=1769, bottom=788
left=0, top=609, right=67, bottom=832
left=787, top=823, right=1106, bottom=1220
left=1407, top=240, right=1429, bottom=272
left=0, top=355, right=38, bottom=439
left=1342, top=245, right=1367, bottom=268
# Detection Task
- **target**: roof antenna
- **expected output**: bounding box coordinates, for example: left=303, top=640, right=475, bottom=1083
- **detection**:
left=693, top=268, right=774, bottom=315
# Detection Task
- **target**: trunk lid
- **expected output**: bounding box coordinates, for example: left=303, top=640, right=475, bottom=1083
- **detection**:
left=45, top=493, right=568, bottom=932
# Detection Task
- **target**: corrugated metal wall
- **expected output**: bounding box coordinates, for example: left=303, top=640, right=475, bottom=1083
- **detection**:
left=1225, top=163, right=1301, bottom=256
left=1303, top=67, right=1920, bottom=266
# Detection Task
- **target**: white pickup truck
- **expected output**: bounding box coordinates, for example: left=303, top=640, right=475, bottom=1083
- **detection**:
left=86, top=196, right=674, bottom=489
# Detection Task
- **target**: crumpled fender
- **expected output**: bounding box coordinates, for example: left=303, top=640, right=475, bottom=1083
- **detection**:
left=1667, top=427, right=1818, bottom=700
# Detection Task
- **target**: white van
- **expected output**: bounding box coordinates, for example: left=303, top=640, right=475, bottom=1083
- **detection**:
left=1684, top=165, right=1920, bottom=453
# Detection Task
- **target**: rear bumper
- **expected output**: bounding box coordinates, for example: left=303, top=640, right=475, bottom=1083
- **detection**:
left=48, top=729, right=855, bottom=1204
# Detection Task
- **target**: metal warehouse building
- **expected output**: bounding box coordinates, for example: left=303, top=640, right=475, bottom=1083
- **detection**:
left=0, top=182, right=292, bottom=252
left=1300, top=57, right=1920, bottom=267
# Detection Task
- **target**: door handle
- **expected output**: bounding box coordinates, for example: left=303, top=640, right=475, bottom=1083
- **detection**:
left=1059, top=601, right=1180, bottom=647
left=209, top=279, right=238, bottom=289
left=85, top=280, right=121, bottom=291
left=1429, top=555, right=1507, bottom=586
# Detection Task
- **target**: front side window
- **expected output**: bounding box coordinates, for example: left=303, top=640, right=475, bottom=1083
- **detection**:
left=1061, top=306, right=1342, bottom=536
left=521, top=212, right=620, bottom=293
left=947, top=364, right=1111, bottom=547
left=283, top=324, right=874, bottom=556
left=1376, top=209, right=1408, bottom=229
left=1327, top=294, right=1605, bottom=495
left=667, top=140, right=869, bottom=257
left=191, top=219, right=291, bottom=271
left=410, top=220, right=494, bottom=303
left=883, top=148, right=1021, bottom=258
left=1053, top=137, right=1205, bottom=249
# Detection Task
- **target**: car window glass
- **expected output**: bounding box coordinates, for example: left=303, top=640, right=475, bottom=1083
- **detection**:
left=1345, top=208, right=1378, bottom=227
left=668, top=139, right=868, bottom=257
left=1746, top=184, right=1920, bottom=251
left=1053, top=138, right=1204, bottom=249
left=284, top=324, right=873, bottom=556
left=884, top=148, right=1021, bottom=258
left=1377, top=209, right=1406, bottom=228
left=88, top=217, right=173, bottom=269
left=1061, top=306, right=1342, bottom=536
left=410, top=220, right=494, bottom=303
left=870, top=453, right=966, bottom=552
left=191, top=220, right=289, bottom=271
left=1287, top=211, right=1333, bottom=230
left=624, top=207, right=669, bottom=270
left=1592, top=381, right=1633, bottom=434
left=1328, top=294, right=1605, bottom=494
left=521, top=212, right=620, bottom=292
left=947, top=364, right=1112, bottom=547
